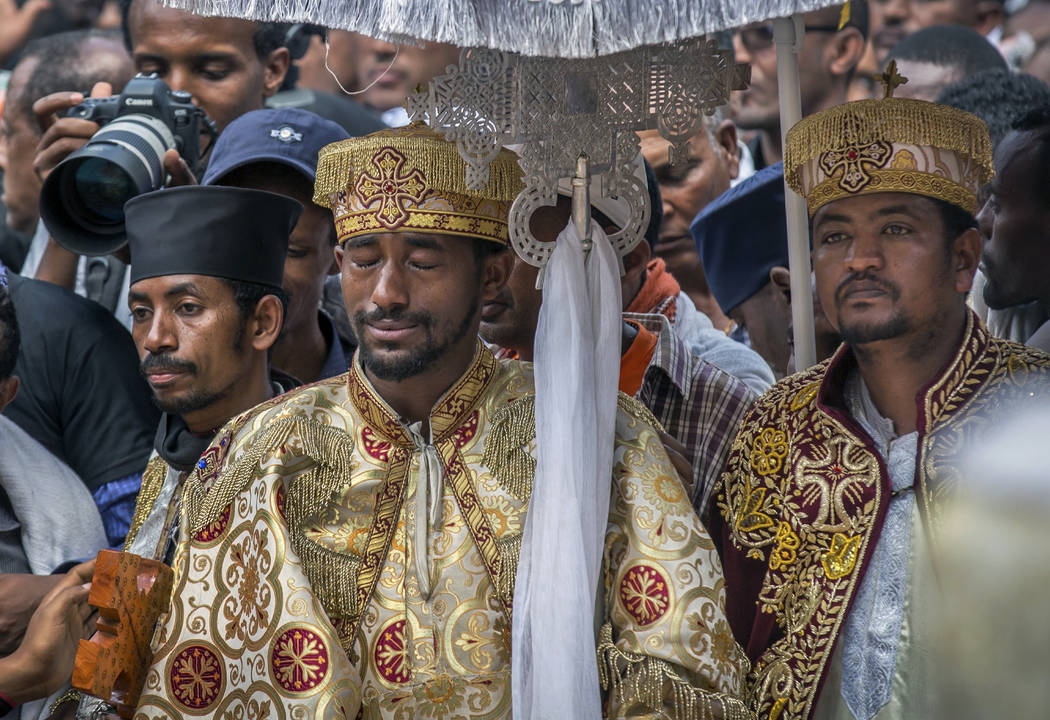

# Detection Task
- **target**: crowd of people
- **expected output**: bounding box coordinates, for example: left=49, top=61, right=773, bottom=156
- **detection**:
left=0, top=0, right=1048, bottom=718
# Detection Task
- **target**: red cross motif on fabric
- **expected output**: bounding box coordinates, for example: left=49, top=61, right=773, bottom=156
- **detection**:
left=170, top=644, right=223, bottom=710
left=270, top=627, right=331, bottom=693
left=818, top=114, right=892, bottom=194
left=374, top=618, right=410, bottom=684
left=618, top=564, right=671, bottom=626
left=355, top=147, right=427, bottom=229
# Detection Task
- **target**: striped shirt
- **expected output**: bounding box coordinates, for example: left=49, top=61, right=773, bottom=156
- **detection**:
left=626, top=313, right=756, bottom=519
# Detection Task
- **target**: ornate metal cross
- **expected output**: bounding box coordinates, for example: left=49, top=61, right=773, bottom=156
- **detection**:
left=407, top=39, right=748, bottom=277
left=876, top=60, right=908, bottom=99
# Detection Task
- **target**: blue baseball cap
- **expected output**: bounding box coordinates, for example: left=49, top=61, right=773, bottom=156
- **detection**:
left=691, top=162, right=790, bottom=315
left=202, top=108, right=351, bottom=186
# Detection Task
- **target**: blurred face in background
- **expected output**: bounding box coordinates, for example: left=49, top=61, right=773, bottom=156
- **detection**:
left=869, top=0, right=990, bottom=63
left=638, top=124, right=738, bottom=283
left=732, top=7, right=865, bottom=127
left=350, top=34, right=461, bottom=112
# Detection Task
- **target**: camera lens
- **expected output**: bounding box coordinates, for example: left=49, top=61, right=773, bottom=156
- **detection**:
left=71, top=158, right=137, bottom=223
left=40, top=114, right=176, bottom=255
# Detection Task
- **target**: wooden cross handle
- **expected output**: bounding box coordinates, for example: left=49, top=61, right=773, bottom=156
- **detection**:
left=72, top=549, right=175, bottom=719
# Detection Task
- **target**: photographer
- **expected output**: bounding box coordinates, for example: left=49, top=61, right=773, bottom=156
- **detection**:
left=29, top=0, right=292, bottom=293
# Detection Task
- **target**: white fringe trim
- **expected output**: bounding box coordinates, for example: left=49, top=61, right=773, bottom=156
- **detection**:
left=158, top=0, right=843, bottom=58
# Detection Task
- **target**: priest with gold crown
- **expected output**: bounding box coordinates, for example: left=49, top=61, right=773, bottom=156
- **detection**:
left=711, top=64, right=1050, bottom=720
left=131, top=123, right=749, bottom=719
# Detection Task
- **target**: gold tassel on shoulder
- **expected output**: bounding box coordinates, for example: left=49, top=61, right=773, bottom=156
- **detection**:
left=482, top=394, right=537, bottom=501
left=183, top=414, right=368, bottom=660
left=495, top=533, right=522, bottom=610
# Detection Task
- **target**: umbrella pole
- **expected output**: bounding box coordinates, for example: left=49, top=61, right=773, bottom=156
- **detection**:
left=572, top=153, right=593, bottom=251
left=773, top=15, right=817, bottom=370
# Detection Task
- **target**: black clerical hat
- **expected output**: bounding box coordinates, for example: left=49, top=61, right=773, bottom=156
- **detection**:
left=125, top=185, right=303, bottom=288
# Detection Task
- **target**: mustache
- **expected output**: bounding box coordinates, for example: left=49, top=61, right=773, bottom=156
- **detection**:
left=354, top=307, right=434, bottom=328
left=834, top=270, right=900, bottom=304
left=140, top=353, right=197, bottom=377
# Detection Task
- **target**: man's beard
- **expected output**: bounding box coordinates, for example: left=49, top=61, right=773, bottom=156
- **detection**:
left=354, top=296, right=479, bottom=382
left=839, top=313, right=911, bottom=346
left=140, top=353, right=233, bottom=416
left=834, top=270, right=910, bottom=346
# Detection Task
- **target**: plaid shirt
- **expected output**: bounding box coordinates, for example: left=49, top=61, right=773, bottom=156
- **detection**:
left=626, top=312, right=756, bottom=519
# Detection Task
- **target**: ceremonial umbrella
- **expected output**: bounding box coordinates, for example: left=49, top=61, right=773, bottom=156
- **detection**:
left=164, top=0, right=837, bottom=368
left=159, top=2, right=839, bottom=717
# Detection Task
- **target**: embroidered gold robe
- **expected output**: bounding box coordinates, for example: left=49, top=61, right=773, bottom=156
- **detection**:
left=711, top=315, right=1050, bottom=720
left=133, top=343, right=748, bottom=719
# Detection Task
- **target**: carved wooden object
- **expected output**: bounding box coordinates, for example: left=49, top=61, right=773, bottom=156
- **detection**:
left=72, top=549, right=175, bottom=719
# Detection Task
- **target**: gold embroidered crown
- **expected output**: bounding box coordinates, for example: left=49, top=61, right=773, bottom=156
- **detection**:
left=314, top=123, right=524, bottom=246
left=784, top=63, right=994, bottom=216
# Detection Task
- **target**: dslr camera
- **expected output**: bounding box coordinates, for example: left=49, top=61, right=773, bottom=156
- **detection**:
left=40, top=74, right=217, bottom=255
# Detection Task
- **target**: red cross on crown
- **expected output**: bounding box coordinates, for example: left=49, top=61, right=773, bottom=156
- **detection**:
left=354, top=147, right=428, bottom=229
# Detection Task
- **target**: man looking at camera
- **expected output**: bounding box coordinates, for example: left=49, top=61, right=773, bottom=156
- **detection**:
left=711, top=69, right=1050, bottom=719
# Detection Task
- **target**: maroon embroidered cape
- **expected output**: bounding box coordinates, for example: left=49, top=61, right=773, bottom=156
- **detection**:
left=711, top=314, right=1050, bottom=719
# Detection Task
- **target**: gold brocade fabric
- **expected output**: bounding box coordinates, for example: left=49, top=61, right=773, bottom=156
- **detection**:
left=712, top=315, right=1050, bottom=720
left=133, top=343, right=746, bottom=719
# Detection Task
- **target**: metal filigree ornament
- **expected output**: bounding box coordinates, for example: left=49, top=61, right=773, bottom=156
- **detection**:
left=409, top=38, right=749, bottom=286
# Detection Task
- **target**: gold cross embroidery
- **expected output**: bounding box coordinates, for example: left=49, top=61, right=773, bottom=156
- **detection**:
left=819, top=114, right=892, bottom=193
left=355, top=147, right=427, bottom=228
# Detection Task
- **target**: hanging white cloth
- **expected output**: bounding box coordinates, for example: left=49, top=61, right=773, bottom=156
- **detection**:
left=512, top=220, right=621, bottom=719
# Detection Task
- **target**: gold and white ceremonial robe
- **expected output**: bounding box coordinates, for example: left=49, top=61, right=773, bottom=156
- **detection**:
left=134, top=343, right=748, bottom=719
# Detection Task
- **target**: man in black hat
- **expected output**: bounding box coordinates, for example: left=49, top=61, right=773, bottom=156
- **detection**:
left=118, top=184, right=303, bottom=560
left=65, top=183, right=303, bottom=718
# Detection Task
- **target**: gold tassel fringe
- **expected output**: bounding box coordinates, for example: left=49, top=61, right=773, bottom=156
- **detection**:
left=314, top=123, right=524, bottom=208
left=184, top=419, right=296, bottom=534
left=181, top=416, right=365, bottom=657
left=280, top=421, right=360, bottom=623
left=495, top=533, right=522, bottom=609
left=597, top=623, right=754, bottom=720
left=124, top=455, right=169, bottom=549
left=783, top=98, right=994, bottom=197
left=482, top=394, right=537, bottom=501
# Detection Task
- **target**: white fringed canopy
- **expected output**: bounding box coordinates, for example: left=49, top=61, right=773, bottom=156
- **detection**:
left=161, top=0, right=839, bottom=58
